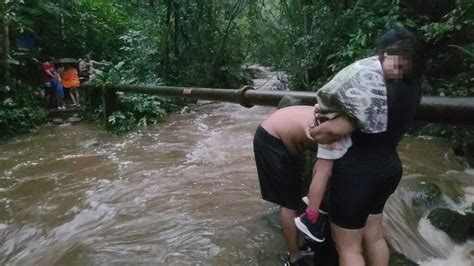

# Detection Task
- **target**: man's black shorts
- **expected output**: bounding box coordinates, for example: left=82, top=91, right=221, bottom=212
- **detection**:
left=253, top=126, right=301, bottom=210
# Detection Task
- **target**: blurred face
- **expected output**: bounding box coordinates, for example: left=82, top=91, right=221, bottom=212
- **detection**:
left=381, top=53, right=412, bottom=80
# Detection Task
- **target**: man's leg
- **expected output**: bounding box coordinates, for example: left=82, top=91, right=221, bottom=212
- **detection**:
left=363, top=214, right=389, bottom=266
left=280, top=206, right=300, bottom=261
left=331, top=222, right=365, bottom=266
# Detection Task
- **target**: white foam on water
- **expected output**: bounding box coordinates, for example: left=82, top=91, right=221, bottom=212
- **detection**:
left=416, top=186, right=474, bottom=266
left=419, top=243, right=474, bottom=266
left=417, top=217, right=455, bottom=258
left=446, top=186, right=474, bottom=211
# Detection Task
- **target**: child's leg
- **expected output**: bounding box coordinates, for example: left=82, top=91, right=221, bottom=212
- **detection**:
left=294, top=158, right=333, bottom=242
left=307, top=158, right=333, bottom=215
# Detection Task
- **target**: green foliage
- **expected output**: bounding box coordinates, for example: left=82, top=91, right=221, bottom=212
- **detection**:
left=0, top=83, right=47, bottom=138
left=250, top=0, right=404, bottom=90
left=10, top=0, right=126, bottom=59
left=418, top=0, right=474, bottom=96
left=79, top=89, right=182, bottom=134
left=107, top=111, right=136, bottom=134
left=415, top=123, right=459, bottom=139
left=250, top=0, right=473, bottom=97
left=105, top=93, right=181, bottom=134
left=3, top=0, right=474, bottom=136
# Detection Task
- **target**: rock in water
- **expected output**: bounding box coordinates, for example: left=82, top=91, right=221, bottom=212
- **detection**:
left=52, top=118, right=64, bottom=124
left=427, top=208, right=474, bottom=243
left=67, top=117, right=82, bottom=123
left=411, top=182, right=443, bottom=208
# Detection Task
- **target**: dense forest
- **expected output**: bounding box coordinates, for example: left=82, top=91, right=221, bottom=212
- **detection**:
left=0, top=0, right=473, bottom=136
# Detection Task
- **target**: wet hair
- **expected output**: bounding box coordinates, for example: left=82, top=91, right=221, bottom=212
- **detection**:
left=377, top=27, right=424, bottom=116
left=375, top=26, right=424, bottom=81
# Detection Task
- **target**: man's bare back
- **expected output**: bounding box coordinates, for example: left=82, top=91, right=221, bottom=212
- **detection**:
left=261, top=106, right=317, bottom=155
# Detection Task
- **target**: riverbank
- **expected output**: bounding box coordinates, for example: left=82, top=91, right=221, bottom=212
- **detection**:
left=0, top=83, right=48, bottom=139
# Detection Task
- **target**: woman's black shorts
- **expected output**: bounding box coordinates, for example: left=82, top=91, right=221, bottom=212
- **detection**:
left=329, top=147, right=402, bottom=229
left=253, top=126, right=301, bottom=210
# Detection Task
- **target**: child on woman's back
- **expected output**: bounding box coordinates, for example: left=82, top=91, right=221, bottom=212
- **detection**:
left=295, top=55, right=388, bottom=242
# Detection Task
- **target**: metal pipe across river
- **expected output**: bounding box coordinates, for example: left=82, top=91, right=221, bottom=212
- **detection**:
left=84, top=84, right=474, bottom=125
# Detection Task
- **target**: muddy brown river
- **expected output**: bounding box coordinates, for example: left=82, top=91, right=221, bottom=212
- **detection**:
left=1, top=67, right=473, bottom=265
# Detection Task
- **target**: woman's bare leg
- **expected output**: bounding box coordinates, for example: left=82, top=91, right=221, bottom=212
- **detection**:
left=363, top=214, right=389, bottom=266
left=70, top=90, right=78, bottom=105
left=331, top=222, right=365, bottom=266
left=74, top=90, right=81, bottom=105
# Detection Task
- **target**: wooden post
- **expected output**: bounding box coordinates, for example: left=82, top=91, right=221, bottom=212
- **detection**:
left=103, top=86, right=119, bottom=124
left=89, top=85, right=103, bottom=107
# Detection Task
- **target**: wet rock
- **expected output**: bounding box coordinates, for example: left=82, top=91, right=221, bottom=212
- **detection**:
left=427, top=208, right=474, bottom=243
left=411, top=181, right=443, bottom=208
left=389, top=246, right=417, bottom=266
left=83, top=139, right=100, bottom=148
left=52, top=118, right=64, bottom=124
left=464, top=140, right=474, bottom=157
left=67, top=117, right=82, bottom=123
left=466, top=157, right=474, bottom=169
left=263, top=211, right=281, bottom=230
left=246, top=66, right=267, bottom=79
left=454, top=139, right=474, bottom=157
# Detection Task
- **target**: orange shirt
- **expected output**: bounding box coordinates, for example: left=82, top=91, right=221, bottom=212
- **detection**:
left=62, top=68, right=80, bottom=88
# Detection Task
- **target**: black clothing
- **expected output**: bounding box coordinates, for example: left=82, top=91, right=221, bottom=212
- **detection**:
left=329, top=80, right=420, bottom=229
left=253, top=126, right=302, bottom=210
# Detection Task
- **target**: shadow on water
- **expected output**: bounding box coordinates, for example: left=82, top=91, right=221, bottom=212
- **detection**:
left=0, top=66, right=473, bottom=265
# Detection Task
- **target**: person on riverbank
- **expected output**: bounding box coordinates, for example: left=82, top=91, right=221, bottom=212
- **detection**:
left=79, top=55, right=107, bottom=82
left=306, top=27, right=423, bottom=266
left=62, top=65, right=81, bottom=106
left=253, top=105, right=353, bottom=265
left=42, top=57, right=56, bottom=106
left=51, top=72, right=66, bottom=110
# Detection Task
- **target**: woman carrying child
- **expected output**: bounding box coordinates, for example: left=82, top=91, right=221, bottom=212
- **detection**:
left=296, top=27, right=423, bottom=266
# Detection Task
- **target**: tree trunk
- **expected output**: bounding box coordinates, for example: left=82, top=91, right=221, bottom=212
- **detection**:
left=173, top=1, right=179, bottom=59
left=303, top=0, right=316, bottom=89
left=161, top=0, right=172, bottom=79
left=0, top=20, right=10, bottom=88
left=214, top=1, right=242, bottom=67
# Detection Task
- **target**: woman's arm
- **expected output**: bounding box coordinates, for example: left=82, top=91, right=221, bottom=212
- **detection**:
left=308, top=115, right=356, bottom=144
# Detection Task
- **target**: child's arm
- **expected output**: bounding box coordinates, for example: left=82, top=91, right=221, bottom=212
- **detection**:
left=309, top=115, right=355, bottom=144
left=307, top=159, right=333, bottom=211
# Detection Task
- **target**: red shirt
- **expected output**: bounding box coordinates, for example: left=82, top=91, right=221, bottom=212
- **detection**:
left=42, top=62, right=55, bottom=83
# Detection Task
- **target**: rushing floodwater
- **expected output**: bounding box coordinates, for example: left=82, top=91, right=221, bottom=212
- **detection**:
left=1, top=67, right=473, bottom=265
